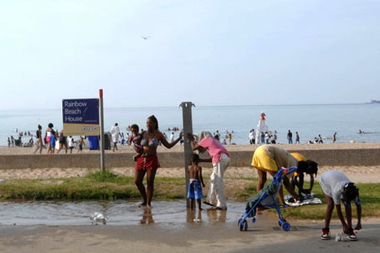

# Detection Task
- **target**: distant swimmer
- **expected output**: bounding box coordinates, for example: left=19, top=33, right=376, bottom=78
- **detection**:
left=358, top=129, right=364, bottom=134
left=141, top=36, right=150, bottom=40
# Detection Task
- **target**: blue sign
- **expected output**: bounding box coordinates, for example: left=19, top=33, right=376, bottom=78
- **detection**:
left=62, top=99, right=99, bottom=124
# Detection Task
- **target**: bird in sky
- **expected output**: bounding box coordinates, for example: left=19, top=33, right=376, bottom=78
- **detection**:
left=141, top=36, right=150, bottom=40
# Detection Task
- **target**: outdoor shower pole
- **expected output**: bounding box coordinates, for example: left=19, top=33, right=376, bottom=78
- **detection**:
left=180, top=102, right=195, bottom=208
left=99, top=89, right=105, bottom=172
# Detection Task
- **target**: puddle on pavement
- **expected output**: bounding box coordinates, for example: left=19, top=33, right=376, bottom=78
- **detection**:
left=0, top=200, right=249, bottom=227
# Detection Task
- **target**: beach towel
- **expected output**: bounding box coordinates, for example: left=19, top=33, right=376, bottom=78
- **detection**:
left=284, top=193, right=322, bottom=207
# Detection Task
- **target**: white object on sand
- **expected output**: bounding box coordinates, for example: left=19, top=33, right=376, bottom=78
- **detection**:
left=90, top=212, right=107, bottom=225
left=284, top=194, right=323, bottom=207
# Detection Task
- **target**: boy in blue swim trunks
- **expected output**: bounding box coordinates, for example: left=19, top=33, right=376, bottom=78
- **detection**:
left=187, top=154, right=205, bottom=210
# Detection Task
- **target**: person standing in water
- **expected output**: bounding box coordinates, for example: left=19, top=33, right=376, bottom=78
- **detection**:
left=134, top=115, right=183, bottom=209
left=187, top=153, right=205, bottom=210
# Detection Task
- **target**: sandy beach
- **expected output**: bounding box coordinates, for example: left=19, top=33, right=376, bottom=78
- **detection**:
left=1, top=143, right=380, bottom=184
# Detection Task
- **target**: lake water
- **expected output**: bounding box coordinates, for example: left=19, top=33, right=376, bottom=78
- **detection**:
left=1, top=103, right=379, bottom=146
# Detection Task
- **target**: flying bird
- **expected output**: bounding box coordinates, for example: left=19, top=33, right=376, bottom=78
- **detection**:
left=141, top=36, right=150, bottom=40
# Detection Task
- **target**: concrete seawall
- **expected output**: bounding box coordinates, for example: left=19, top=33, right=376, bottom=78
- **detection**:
left=1, top=144, right=380, bottom=170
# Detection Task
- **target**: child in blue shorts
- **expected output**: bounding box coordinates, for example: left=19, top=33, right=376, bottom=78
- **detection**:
left=187, top=154, right=205, bottom=210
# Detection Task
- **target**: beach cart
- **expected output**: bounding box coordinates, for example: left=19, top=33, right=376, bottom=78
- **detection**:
left=238, top=166, right=297, bottom=232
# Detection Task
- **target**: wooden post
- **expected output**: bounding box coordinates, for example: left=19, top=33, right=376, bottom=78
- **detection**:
left=179, top=102, right=195, bottom=208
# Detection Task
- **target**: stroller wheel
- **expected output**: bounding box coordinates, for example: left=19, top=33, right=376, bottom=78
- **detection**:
left=281, top=222, right=291, bottom=231
left=239, top=220, right=248, bottom=231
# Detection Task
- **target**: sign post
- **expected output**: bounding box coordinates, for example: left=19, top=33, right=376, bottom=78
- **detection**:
left=179, top=101, right=195, bottom=208
left=62, top=94, right=105, bottom=172
left=99, top=89, right=105, bottom=172
left=62, top=99, right=100, bottom=136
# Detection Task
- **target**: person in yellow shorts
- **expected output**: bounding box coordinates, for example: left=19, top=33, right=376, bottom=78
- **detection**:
left=251, top=145, right=317, bottom=205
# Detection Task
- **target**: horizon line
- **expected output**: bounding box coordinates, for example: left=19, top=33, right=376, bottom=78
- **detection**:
left=1, top=102, right=374, bottom=112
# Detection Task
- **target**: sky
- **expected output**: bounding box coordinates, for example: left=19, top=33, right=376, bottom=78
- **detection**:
left=1, top=0, right=379, bottom=110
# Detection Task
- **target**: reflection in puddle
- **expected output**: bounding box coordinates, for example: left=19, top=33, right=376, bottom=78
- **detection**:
left=0, top=200, right=245, bottom=227
left=186, top=209, right=203, bottom=223
left=206, top=209, right=227, bottom=222
left=140, top=208, right=154, bottom=225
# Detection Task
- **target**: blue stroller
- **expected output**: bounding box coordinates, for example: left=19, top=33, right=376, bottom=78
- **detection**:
left=238, top=166, right=297, bottom=232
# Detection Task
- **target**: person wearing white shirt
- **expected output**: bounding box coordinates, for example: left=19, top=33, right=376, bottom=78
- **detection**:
left=110, top=123, right=121, bottom=151
left=319, top=170, right=362, bottom=241
left=169, top=132, right=175, bottom=143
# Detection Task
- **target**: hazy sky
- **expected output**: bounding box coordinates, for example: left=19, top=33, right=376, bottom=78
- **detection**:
left=1, top=0, right=379, bottom=110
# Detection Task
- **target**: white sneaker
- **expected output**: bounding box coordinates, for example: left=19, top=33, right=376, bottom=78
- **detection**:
left=321, top=229, right=331, bottom=240
left=346, top=229, right=357, bottom=241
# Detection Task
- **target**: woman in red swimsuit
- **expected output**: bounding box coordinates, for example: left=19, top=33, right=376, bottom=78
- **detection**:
left=135, top=115, right=183, bottom=209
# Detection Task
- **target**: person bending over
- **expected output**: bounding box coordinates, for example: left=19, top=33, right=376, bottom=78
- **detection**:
left=251, top=145, right=317, bottom=205
left=319, top=170, right=362, bottom=241
left=290, top=152, right=318, bottom=197
left=187, top=131, right=231, bottom=210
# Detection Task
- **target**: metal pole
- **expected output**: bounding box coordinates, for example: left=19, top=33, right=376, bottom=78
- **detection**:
left=179, top=101, right=195, bottom=208
left=99, top=89, right=105, bottom=172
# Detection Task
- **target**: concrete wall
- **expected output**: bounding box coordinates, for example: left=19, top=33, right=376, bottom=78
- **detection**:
left=1, top=147, right=380, bottom=170
left=229, top=148, right=380, bottom=167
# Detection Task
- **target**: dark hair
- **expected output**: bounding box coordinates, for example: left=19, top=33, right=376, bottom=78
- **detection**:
left=191, top=153, right=200, bottom=163
left=148, top=115, right=159, bottom=130
left=48, top=123, right=54, bottom=128
left=344, top=182, right=359, bottom=201
left=38, top=125, right=42, bottom=129
left=131, top=124, right=139, bottom=132
left=297, top=160, right=318, bottom=175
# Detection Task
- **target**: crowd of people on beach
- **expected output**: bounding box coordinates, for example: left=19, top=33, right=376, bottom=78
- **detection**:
left=6, top=124, right=86, bottom=154
left=247, top=112, right=340, bottom=145
left=248, top=129, right=338, bottom=145
left=7, top=131, right=35, bottom=148
left=7, top=120, right=342, bottom=150
left=248, top=129, right=278, bottom=145
left=6, top=121, right=237, bottom=155
left=212, top=130, right=234, bottom=145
